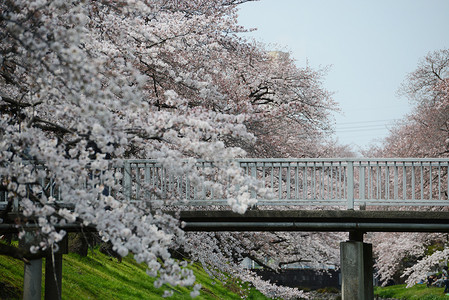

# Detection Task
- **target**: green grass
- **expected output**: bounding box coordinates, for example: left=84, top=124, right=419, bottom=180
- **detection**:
left=0, top=253, right=25, bottom=298
left=0, top=248, right=270, bottom=299
left=375, top=284, right=449, bottom=300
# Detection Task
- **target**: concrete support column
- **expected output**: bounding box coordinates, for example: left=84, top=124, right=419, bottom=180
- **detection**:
left=21, top=231, right=43, bottom=300
left=23, top=259, right=42, bottom=300
left=340, top=241, right=373, bottom=300
left=45, top=252, right=63, bottom=300
left=45, top=236, right=68, bottom=300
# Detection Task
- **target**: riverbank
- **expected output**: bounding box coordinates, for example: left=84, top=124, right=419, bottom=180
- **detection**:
left=374, top=283, right=449, bottom=300
left=0, top=246, right=269, bottom=299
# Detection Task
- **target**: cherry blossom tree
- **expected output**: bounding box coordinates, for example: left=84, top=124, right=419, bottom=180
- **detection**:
left=369, top=49, right=449, bottom=287
left=231, top=51, right=336, bottom=158
left=370, top=232, right=444, bottom=286
left=375, top=49, right=449, bottom=158
left=0, top=0, right=338, bottom=297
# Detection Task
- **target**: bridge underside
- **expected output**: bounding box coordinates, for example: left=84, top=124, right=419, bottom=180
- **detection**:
left=178, top=210, right=449, bottom=233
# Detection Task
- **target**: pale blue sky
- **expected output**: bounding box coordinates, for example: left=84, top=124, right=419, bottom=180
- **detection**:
left=237, top=0, right=449, bottom=151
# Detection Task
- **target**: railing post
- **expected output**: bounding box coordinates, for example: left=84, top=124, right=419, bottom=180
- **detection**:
left=359, top=164, right=365, bottom=200
left=13, top=197, right=19, bottom=213
left=347, top=161, right=354, bottom=210
left=124, top=161, right=132, bottom=201
left=359, top=163, right=366, bottom=210
left=251, top=163, right=257, bottom=199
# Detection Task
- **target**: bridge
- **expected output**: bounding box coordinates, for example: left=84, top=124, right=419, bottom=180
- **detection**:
left=3, top=158, right=449, bottom=300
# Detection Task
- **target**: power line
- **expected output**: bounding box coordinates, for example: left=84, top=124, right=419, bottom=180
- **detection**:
left=333, top=120, right=406, bottom=133
left=336, top=124, right=390, bottom=130
left=335, top=119, right=400, bottom=126
left=335, top=128, right=391, bottom=133
left=329, top=124, right=396, bottom=133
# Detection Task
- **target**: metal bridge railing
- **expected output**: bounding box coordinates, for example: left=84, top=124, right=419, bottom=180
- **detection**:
left=2, top=158, right=449, bottom=210
left=120, top=158, right=449, bottom=209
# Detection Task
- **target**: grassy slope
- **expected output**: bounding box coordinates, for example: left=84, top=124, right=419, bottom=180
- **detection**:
left=375, top=284, right=449, bottom=300
left=0, top=249, right=269, bottom=299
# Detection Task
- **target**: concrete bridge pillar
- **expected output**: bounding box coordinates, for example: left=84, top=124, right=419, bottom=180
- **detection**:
left=340, top=233, right=373, bottom=300
left=23, top=258, right=42, bottom=300
left=21, top=234, right=68, bottom=300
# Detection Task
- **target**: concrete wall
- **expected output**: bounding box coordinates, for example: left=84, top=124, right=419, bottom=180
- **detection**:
left=255, top=269, right=340, bottom=290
